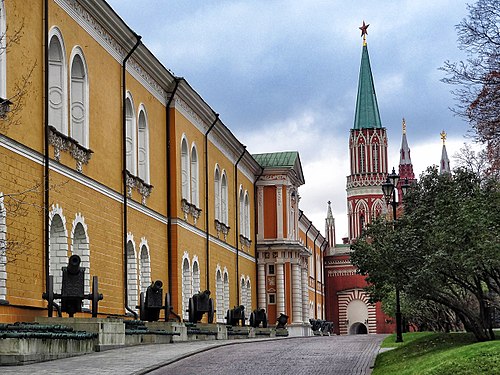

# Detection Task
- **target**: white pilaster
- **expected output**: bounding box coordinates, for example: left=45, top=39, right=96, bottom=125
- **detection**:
left=276, top=185, right=283, bottom=240
left=257, top=186, right=264, bottom=240
left=257, top=261, right=266, bottom=310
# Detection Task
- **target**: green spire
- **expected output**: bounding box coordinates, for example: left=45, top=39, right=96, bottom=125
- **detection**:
left=353, top=44, right=382, bottom=129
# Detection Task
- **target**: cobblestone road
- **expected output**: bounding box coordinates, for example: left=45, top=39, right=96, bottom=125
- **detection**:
left=148, top=335, right=386, bottom=375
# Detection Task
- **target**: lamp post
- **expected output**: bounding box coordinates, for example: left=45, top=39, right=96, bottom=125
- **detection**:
left=382, top=168, right=410, bottom=343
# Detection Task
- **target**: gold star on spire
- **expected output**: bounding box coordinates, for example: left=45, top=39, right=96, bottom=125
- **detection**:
left=440, top=130, right=447, bottom=144
left=359, top=21, right=369, bottom=45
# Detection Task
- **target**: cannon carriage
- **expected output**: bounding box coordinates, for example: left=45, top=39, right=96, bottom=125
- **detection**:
left=42, top=254, right=103, bottom=318
left=186, top=290, right=214, bottom=323
left=249, top=308, right=268, bottom=328
left=226, top=305, right=245, bottom=326
left=137, top=280, right=174, bottom=322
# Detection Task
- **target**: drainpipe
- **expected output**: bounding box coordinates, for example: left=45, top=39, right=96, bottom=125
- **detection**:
left=43, top=0, right=50, bottom=312
left=234, top=146, right=246, bottom=306
left=122, top=34, right=142, bottom=319
left=312, top=231, right=320, bottom=319
left=253, top=166, right=264, bottom=309
left=204, top=114, right=219, bottom=292
left=319, top=238, right=327, bottom=319
left=166, top=78, right=180, bottom=318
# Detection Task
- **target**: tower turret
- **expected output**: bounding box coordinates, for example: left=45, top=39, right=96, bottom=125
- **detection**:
left=440, top=130, right=451, bottom=174
left=325, top=201, right=336, bottom=247
left=346, top=22, right=387, bottom=241
left=397, top=118, right=416, bottom=197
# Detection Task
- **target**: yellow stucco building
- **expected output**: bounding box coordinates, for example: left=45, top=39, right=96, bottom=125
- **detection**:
left=0, top=0, right=325, bottom=331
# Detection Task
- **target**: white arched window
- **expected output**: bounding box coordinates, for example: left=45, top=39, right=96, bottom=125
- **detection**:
left=48, top=29, right=67, bottom=134
left=244, top=192, right=250, bottom=238
left=49, top=206, right=68, bottom=295
left=138, top=107, right=149, bottom=183
left=69, top=48, right=89, bottom=148
left=139, top=244, right=151, bottom=294
left=192, top=259, right=200, bottom=294
left=216, top=268, right=224, bottom=322
left=240, top=276, right=246, bottom=309
left=214, top=166, right=221, bottom=221
left=126, top=239, right=138, bottom=312
left=221, top=172, right=228, bottom=225
left=0, top=193, right=6, bottom=301
left=125, top=94, right=137, bottom=175
left=190, top=145, right=199, bottom=207
left=181, top=137, right=190, bottom=201
left=0, top=2, right=7, bottom=99
left=71, top=217, right=90, bottom=308
left=246, top=278, right=251, bottom=313
left=223, top=270, right=230, bottom=317
left=239, top=188, right=244, bottom=234
left=182, top=256, right=192, bottom=321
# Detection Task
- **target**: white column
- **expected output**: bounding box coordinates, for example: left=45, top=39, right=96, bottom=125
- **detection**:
left=257, top=186, right=264, bottom=240
left=276, top=261, right=285, bottom=315
left=301, top=262, right=309, bottom=323
left=292, top=261, right=302, bottom=323
left=258, top=261, right=266, bottom=310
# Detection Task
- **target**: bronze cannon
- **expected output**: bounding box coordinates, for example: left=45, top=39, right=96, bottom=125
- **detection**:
left=137, top=280, right=174, bottom=322
left=226, top=305, right=246, bottom=326
left=276, top=313, right=288, bottom=329
left=249, top=308, right=268, bottom=328
left=187, top=290, right=214, bottom=323
left=42, top=254, right=103, bottom=318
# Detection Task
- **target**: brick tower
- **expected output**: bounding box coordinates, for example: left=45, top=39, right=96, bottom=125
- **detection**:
left=324, top=22, right=395, bottom=335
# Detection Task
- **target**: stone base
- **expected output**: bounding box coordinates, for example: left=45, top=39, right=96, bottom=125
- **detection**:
left=250, top=327, right=274, bottom=338
left=36, top=317, right=125, bottom=351
left=0, top=337, right=94, bottom=366
left=186, top=323, right=227, bottom=340
left=145, top=321, right=187, bottom=342
left=286, top=323, right=312, bottom=337
left=226, top=325, right=250, bottom=339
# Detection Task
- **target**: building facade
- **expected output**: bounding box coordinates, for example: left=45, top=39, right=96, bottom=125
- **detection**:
left=0, top=0, right=324, bottom=331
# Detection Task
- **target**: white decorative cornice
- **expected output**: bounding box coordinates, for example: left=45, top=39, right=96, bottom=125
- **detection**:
left=55, top=0, right=168, bottom=103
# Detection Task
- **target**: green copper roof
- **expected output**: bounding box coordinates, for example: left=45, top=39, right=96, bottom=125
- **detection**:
left=353, top=44, right=382, bottom=129
left=252, top=151, right=305, bottom=185
left=252, top=151, right=299, bottom=168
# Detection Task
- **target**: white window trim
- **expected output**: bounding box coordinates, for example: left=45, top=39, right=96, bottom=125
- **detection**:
left=69, top=46, right=89, bottom=148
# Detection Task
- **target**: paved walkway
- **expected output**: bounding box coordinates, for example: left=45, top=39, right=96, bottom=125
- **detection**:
left=0, top=335, right=386, bottom=375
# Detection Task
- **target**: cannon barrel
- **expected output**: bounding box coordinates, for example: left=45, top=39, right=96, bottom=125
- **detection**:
left=151, top=280, right=163, bottom=292
left=67, top=254, right=81, bottom=275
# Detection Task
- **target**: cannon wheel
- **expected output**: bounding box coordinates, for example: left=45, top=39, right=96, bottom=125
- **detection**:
left=188, top=297, right=196, bottom=323
left=44, top=275, right=55, bottom=318
left=164, top=292, right=171, bottom=321
left=208, top=298, right=214, bottom=324
left=249, top=312, right=255, bottom=328
left=241, top=311, right=245, bottom=326
left=226, top=309, right=232, bottom=325
left=262, top=314, right=268, bottom=328
left=91, top=276, right=102, bottom=318
left=139, top=292, right=146, bottom=321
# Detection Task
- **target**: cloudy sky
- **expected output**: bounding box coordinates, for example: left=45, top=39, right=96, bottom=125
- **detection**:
left=107, top=0, right=475, bottom=240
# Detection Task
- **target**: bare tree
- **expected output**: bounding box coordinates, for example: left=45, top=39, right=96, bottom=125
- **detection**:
left=441, top=0, right=500, bottom=174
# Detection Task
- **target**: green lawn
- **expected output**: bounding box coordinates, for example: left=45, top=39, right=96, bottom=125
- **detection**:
left=373, top=332, right=500, bottom=375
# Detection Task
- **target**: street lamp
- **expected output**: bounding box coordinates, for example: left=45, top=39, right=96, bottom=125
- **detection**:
left=382, top=168, right=410, bottom=343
